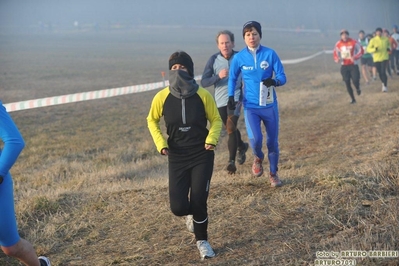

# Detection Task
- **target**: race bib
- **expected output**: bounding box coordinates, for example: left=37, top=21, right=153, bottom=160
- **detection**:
left=259, top=83, right=275, bottom=106
left=341, top=50, right=351, bottom=59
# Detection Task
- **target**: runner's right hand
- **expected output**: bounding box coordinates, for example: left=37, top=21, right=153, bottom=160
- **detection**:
left=218, top=69, right=228, bottom=79
left=161, top=148, right=169, bottom=155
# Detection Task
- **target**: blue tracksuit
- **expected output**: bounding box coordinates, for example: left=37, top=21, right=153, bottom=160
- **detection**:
left=0, top=101, right=25, bottom=247
left=228, top=45, right=286, bottom=174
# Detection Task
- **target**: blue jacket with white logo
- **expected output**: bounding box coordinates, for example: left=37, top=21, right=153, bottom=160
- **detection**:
left=228, top=45, right=286, bottom=109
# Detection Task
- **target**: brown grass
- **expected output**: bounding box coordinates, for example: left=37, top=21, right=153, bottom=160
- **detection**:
left=1, top=28, right=398, bottom=265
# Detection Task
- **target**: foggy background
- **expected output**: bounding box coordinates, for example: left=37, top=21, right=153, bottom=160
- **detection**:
left=1, top=0, right=398, bottom=34
left=1, top=0, right=399, bottom=103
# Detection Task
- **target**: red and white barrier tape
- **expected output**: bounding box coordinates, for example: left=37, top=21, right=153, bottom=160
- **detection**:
left=4, top=50, right=332, bottom=112
left=4, top=80, right=169, bottom=112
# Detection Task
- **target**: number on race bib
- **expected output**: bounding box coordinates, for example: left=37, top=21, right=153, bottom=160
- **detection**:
left=259, top=83, right=275, bottom=106
left=341, top=50, right=351, bottom=59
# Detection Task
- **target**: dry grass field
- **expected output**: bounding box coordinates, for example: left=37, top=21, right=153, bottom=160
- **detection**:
left=1, top=27, right=399, bottom=265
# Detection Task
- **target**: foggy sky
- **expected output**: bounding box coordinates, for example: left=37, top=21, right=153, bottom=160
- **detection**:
left=1, top=0, right=398, bottom=33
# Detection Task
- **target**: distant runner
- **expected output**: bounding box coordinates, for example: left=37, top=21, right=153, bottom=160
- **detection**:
left=367, top=27, right=390, bottom=92
left=333, top=29, right=364, bottom=103
left=383, top=29, right=398, bottom=78
left=391, top=25, right=399, bottom=75
left=358, top=30, right=373, bottom=85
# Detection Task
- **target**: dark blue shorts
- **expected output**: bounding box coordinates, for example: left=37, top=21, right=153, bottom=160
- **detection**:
left=361, top=57, right=374, bottom=67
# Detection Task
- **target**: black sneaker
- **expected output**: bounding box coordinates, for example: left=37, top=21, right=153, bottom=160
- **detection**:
left=350, top=99, right=356, bottom=104
left=356, top=89, right=361, bottom=96
left=226, top=160, right=237, bottom=174
left=237, top=142, right=249, bottom=165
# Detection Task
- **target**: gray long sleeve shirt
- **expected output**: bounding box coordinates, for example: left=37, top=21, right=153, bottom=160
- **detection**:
left=201, top=51, right=242, bottom=108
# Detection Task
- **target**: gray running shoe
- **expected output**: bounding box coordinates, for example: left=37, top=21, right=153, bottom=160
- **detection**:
left=382, top=84, right=388, bottom=92
left=196, top=240, right=215, bottom=260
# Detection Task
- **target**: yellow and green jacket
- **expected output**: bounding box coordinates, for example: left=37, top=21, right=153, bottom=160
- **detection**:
left=366, top=36, right=390, bottom=62
left=147, top=86, right=222, bottom=157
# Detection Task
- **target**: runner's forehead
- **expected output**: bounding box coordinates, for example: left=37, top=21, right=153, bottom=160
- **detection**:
left=218, top=34, right=232, bottom=43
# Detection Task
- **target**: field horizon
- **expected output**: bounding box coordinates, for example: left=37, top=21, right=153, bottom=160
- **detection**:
left=1, top=28, right=398, bottom=265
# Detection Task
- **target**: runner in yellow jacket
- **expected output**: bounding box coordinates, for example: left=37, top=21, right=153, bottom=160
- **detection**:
left=367, top=27, right=390, bottom=92
left=147, top=51, right=222, bottom=260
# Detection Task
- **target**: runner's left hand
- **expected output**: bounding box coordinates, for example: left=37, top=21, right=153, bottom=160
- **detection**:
left=262, top=78, right=276, bottom=87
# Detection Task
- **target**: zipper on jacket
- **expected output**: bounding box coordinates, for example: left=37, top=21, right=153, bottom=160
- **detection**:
left=249, top=48, right=257, bottom=69
left=181, top=98, right=186, bottom=124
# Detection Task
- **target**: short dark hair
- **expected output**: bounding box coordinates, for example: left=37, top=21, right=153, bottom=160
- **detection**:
left=340, top=29, right=349, bottom=36
left=216, top=30, right=235, bottom=43
left=359, top=30, right=365, bottom=34
left=242, top=21, right=262, bottom=38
